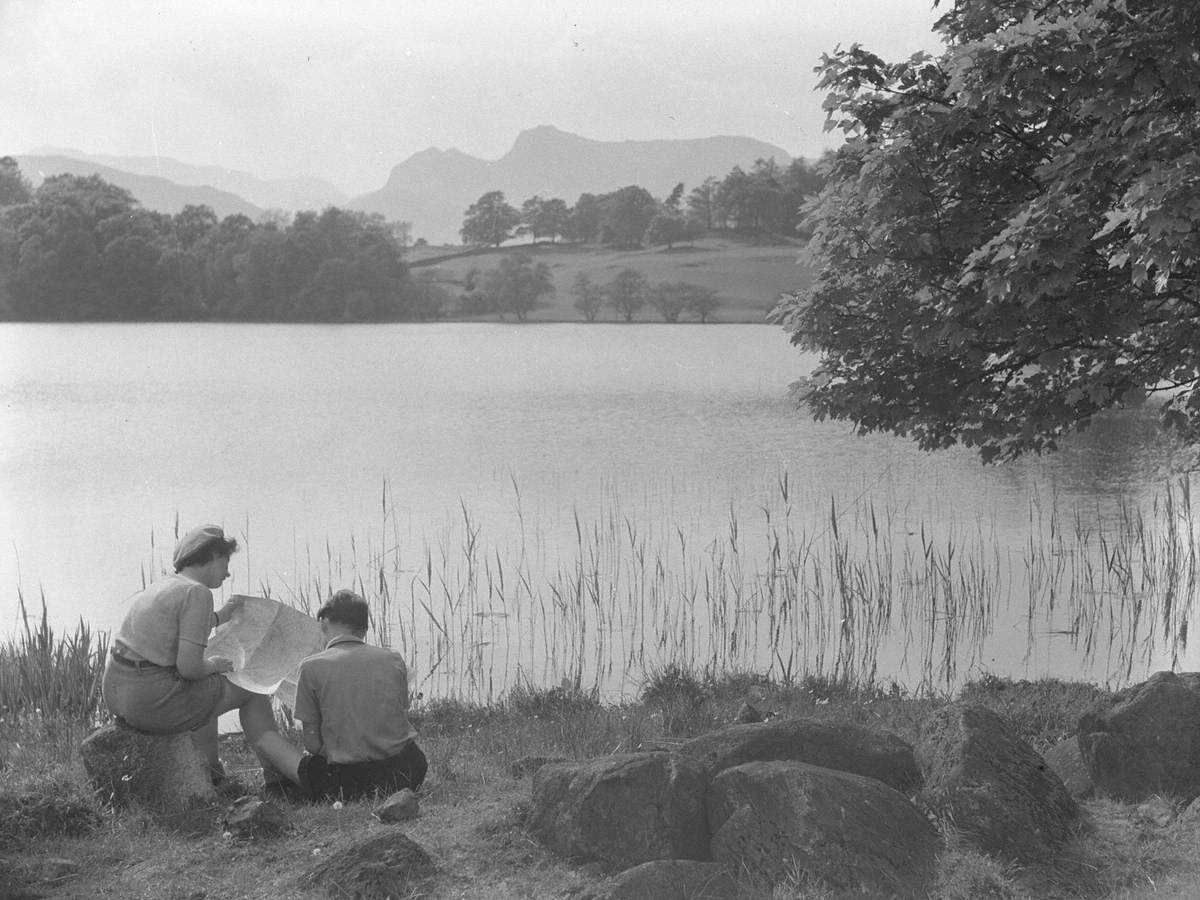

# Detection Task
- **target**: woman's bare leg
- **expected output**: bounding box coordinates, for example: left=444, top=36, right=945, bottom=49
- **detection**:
left=191, top=717, right=221, bottom=771
left=239, top=694, right=302, bottom=783
left=215, top=680, right=303, bottom=785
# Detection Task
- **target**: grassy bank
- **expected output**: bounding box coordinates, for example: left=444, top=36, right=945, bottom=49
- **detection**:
left=405, top=236, right=810, bottom=323
left=5, top=657, right=1200, bottom=899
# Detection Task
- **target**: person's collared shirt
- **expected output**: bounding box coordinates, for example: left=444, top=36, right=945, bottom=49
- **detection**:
left=294, top=636, right=418, bottom=764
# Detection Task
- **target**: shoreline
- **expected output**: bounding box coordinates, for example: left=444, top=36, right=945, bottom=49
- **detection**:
left=5, top=672, right=1200, bottom=899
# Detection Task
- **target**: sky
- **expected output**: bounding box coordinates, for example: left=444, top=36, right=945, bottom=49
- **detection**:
left=1, top=0, right=944, bottom=195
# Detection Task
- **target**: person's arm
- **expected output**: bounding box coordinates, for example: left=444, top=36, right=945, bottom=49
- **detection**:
left=294, top=662, right=324, bottom=755
left=302, top=720, right=324, bottom=755
left=176, top=589, right=232, bottom=679
left=212, top=594, right=246, bottom=629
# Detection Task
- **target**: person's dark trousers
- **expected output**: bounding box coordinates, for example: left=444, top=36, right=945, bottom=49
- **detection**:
left=300, top=742, right=427, bottom=802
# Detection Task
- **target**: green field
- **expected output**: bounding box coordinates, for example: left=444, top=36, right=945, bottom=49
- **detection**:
left=407, top=235, right=812, bottom=323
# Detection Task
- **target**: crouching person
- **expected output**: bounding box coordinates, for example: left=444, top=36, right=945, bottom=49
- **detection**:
left=293, top=590, right=427, bottom=802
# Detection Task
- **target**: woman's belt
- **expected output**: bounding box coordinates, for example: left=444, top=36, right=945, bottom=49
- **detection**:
left=109, top=647, right=166, bottom=670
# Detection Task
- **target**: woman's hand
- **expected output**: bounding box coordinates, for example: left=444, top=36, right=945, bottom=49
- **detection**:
left=206, top=655, right=235, bottom=674
left=215, top=595, right=247, bottom=626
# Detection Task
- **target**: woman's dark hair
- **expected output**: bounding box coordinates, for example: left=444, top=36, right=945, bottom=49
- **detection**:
left=317, top=590, right=370, bottom=633
left=174, top=537, right=239, bottom=572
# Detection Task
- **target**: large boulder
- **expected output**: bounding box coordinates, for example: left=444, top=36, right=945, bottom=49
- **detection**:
left=679, top=717, right=921, bottom=792
left=300, top=831, right=436, bottom=898
left=707, top=760, right=940, bottom=898
left=79, top=721, right=214, bottom=813
left=1042, top=737, right=1094, bottom=799
left=917, top=703, right=1078, bottom=863
left=579, top=860, right=736, bottom=900
left=1077, top=670, right=1200, bottom=802
left=528, top=752, right=710, bottom=867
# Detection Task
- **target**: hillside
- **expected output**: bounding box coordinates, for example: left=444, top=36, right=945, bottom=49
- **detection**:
left=353, top=125, right=793, bottom=245
left=407, top=235, right=810, bottom=323
left=30, top=147, right=347, bottom=212
left=15, top=154, right=263, bottom=220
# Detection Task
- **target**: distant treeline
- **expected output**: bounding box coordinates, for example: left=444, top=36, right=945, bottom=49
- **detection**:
left=0, top=154, right=824, bottom=322
left=458, top=156, right=827, bottom=249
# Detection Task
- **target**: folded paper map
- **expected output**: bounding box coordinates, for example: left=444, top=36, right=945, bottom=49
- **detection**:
left=207, top=595, right=325, bottom=709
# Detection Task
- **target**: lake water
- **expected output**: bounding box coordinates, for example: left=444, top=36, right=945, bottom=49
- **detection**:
left=2, top=323, right=1196, bottom=700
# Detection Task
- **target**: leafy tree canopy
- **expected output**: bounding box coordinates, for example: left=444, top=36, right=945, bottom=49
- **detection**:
left=772, top=0, right=1200, bottom=462
left=481, top=252, right=554, bottom=321
left=461, top=191, right=521, bottom=248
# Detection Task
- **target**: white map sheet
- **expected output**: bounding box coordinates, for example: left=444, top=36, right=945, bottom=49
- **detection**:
left=207, top=595, right=325, bottom=709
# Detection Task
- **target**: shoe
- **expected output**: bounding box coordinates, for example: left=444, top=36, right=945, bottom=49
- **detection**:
left=262, top=778, right=308, bottom=803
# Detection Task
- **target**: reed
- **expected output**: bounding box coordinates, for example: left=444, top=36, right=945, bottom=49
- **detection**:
left=257, top=472, right=1199, bottom=704
left=7, top=472, right=1195, bottom=715
left=0, top=589, right=108, bottom=724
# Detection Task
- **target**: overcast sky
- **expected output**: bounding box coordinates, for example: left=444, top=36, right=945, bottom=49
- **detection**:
left=2, top=0, right=944, bottom=195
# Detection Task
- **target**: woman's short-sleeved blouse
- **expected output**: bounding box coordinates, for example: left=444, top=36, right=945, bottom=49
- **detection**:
left=113, top=573, right=212, bottom=666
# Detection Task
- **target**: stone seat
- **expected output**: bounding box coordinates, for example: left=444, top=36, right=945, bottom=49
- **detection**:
left=80, top=720, right=215, bottom=813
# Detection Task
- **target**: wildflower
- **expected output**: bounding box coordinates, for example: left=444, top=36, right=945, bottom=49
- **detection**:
left=332, top=801, right=343, bottom=811
left=221, top=831, right=233, bottom=840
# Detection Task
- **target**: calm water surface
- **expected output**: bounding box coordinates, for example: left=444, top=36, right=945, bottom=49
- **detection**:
left=1, top=323, right=1194, bottom=697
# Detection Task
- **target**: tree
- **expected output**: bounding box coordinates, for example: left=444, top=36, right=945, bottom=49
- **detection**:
left=687, top=176, right=720, bottom=231
left=519, top=195, right=570, bottom=243
left=684, top=284, right=720, bottom=323
left=650, top=282, right=689, bottom=322
left=771, top=0, right=1200, bottom=462
left=571, top=272, right=605, bottom=322
left=644, top=211, right=688, bottom=250
left=600, top=185, right=658, bottom=247
left=568, top=193, right=603, bottom=243
left=606, top=268, right=648, bottom=322
left=460, top=191, right=520, bottom=247
left=664, top=182, right=685, bottom=212
left=0, top=157, right=32, bottom=207
left=481, top=252, right=554, bottom=321
left=6, top=174, right=138, bottom=319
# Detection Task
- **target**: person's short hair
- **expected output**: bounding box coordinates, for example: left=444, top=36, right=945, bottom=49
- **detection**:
left=173, top=524, right=239, bottom=572
left=317, top=590, right=370, bottom=633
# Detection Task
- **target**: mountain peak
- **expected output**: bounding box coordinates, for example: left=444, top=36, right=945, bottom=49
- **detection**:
left=355, top=126, right=793, bottom=244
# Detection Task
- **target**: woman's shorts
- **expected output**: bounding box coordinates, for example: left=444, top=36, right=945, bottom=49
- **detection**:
left=102, top=659, right=225, bottom=734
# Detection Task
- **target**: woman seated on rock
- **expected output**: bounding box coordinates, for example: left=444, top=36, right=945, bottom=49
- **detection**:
left=101, top=524, right=304, bottom=792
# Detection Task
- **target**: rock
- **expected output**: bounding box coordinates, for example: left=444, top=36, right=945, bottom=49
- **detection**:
left=223, top=797, right=290, bottom=839
left=734, top=702, right=772, bottom=724
left=1042, top=736, right=1094, bottom=798
left=1077, top=670, right=1200, bottom=802
left=528, top=752, right=710, bottom=867
left=1178, top=795, right=1200, bottom=826
left=679, top=717, right=921, bottom=792
left=1135, top=796, right=1177, bottom=828
left=377, top=789, right=419, bottom=822
left=511, top=755, right=568, bottom=777
left=301, top=831, right=436, bottom=898
left=707, top=760, right=940, bottom=898
left=917, top=703, right=1078, bottom=863
left=79, top=721, right=214, bottom=813
left=579, top=859, right=736, bottom=900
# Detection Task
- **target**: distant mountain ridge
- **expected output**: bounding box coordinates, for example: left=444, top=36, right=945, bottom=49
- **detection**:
left=15, top=154, right=264, bottom=221
left=351, top=125, right=793, bottom=243
left=28, top=147, right=346, bottom=212
left=15, top=127, right=795, bottom=244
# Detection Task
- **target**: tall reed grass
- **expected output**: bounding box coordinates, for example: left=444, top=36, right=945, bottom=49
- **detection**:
left=258, top=473, right=1199, bottom=703
left=5, top=473, right=1195, bottom=713
left=0, top=590, right=108, bottom=723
